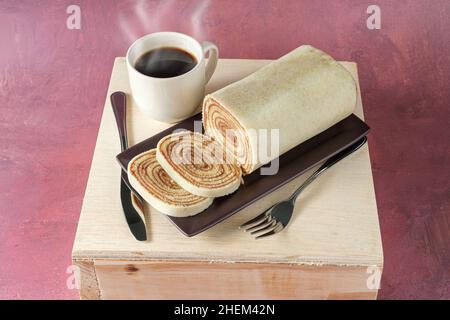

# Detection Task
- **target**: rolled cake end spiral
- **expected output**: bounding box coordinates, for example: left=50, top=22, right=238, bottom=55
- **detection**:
left=203, top=96, right=254, bottom=175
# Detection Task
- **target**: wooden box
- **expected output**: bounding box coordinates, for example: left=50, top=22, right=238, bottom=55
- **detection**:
left=72, top=58, right=383, bottom=300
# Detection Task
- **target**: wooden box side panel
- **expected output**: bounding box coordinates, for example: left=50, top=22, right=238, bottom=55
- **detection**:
left=93, top=260, right=380, bottom=300
left=74, top=260, right=101, bottom=300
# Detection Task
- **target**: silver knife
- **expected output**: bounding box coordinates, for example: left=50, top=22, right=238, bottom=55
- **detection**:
left=111, top=91, right=147, bottom=241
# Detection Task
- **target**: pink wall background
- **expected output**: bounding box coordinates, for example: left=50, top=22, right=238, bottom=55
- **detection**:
left=0, top=0, right=449, bottom=299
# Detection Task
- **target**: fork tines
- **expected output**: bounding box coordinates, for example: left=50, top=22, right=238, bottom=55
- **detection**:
left=240, top=209, right=284, bottom=239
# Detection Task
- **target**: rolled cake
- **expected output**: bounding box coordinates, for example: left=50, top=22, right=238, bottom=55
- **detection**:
left=203, top=45, right=357, bottom=174
left=127, top=149, right=213, bottom=217
left=156, top=131, right=242, bottom=197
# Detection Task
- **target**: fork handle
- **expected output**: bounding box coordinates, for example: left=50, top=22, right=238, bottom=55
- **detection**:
left=289, top=137, right=367, bottom=202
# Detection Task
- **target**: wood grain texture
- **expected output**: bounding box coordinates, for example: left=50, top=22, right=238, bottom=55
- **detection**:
left=93, top=260, right=379, bottom=300
left=74, top=260, right=100, bottom=300
left=72, top=58, right=383, bottom=271
left=1, top=0, right=448, bottom=300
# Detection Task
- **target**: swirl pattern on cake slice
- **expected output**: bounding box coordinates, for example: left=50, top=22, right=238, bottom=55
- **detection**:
left=127, top=149, right=213, bottom=217
left=156, top=131, right=242, bottom=198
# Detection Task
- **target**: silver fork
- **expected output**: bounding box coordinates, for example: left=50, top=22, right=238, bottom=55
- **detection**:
left=240, top=137, right=367, bottom=239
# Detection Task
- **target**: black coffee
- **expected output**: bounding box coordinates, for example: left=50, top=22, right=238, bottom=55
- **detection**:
left=134, top=47, right=197, bottom=78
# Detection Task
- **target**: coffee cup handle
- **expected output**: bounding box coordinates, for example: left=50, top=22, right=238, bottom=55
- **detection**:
left=202, top=41, right=219, bottom=84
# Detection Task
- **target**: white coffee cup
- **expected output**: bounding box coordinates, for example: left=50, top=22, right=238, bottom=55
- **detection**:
left=126, top=32, right=219, bottom=123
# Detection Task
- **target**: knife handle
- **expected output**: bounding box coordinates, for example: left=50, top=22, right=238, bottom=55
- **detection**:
left=111, top=91, right=128, bottom=152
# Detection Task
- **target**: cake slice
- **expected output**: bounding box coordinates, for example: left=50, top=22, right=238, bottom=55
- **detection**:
left=127, top=149, right=213, bottom=217
left=156, top=131, right=242, bottom=198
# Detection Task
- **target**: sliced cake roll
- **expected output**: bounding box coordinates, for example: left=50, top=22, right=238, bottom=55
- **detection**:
left=156, top=131, right=242, bottom=198
left=127, top=149, right=213, bottom=217
left=203, top=45, right=357, bottom=174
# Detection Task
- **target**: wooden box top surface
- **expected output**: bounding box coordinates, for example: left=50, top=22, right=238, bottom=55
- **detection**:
left=72, top=58, right=383, bottom=267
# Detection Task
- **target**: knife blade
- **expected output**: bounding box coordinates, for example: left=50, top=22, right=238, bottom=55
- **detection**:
left=111, top=91, right=147, bottom=241
left=120, top=171, right=147, bottom=241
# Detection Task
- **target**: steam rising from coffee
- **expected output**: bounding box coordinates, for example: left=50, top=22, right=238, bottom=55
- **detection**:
left=119, top=0, right=210, bottom=44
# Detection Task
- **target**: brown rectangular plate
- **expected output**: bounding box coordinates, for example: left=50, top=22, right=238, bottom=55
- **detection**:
left=116, top=113, right=370, bottom=237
